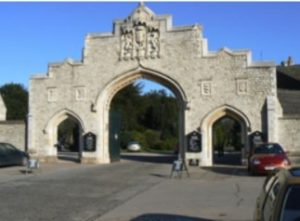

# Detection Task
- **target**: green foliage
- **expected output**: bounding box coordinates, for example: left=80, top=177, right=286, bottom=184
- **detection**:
left=130, top=131, right=146, bottom=150
left=119, top=131, right=132, bottom=149
left=110, top=82, right=179, bottom=152
left=213, top=117, right=242, bottom=152
left=144, top=129, right=161, bottom=149
left=111, top=83, right=144, bottom=131
left=57, top=118, right=80, bottom=152
left=0, top=83, right=28, bottom=120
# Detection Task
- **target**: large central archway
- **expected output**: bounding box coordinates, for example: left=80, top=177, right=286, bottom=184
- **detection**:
left=201, top=105, right=251, bottom=166
left=94, top=67, right=187, bottom=164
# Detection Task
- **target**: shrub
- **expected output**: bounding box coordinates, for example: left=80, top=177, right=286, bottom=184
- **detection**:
left=144, top=129, right=161, bottom=149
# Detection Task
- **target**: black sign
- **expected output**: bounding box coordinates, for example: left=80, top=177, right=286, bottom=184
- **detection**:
left=84, top=132, right=96, bottom=152
left=187, top=131, right=201, bottom=152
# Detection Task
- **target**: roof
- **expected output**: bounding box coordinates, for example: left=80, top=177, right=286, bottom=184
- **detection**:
left=277, top=65, right=300, bottom=116
left=278, top=89, right=300, bottom=116
left=277, top=65, right=300, bottom=90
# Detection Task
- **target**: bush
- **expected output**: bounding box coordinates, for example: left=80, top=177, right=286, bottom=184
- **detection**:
left=119, top=131, right=132, bottom=149
left=130, top=131, right=147, bottom=150
left=144, top=129, right=160, bottom=149
left=162, top=137, right=177, bottom=151
left=119, top=129, right=178, bottom=153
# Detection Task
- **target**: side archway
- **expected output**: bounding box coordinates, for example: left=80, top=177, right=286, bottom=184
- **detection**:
left=200, top=105, right=251, bottom=166
left=94, top=66, right=188, bottom=163
left=44, top=109, right=85, bottom=160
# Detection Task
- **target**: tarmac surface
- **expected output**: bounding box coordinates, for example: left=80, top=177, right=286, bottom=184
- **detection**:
left=0, top=153, right=265, bottom=221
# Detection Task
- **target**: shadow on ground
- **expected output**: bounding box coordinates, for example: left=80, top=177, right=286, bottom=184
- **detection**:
left=57, top=151, right=81, bottom=163
left=202, top=165, right=249, bottom=177
left=130, top=214, right=213, bottom=221
left=213, top=152, right=242, bottom=166
left=121, top=153, right=176, bottom=164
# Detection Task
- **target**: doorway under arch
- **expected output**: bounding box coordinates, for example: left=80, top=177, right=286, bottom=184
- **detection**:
left=212, top=116, right=243, bottom=165
left=57, top=117, right=80, bottom=156
left=44, top=110, right=84, bottom=162
left=110, top=80, right=180, bottom=162
left=94, top=67, right=187, bottom=164
left=201, top=105, right=250, bottom=166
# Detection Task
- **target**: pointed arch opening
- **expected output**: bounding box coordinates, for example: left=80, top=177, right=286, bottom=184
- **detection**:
left=201, top=105, right=251, bottom=166
left=95, top=67, right=187, bottom=164
left=44, top=109, right=84, bottom=162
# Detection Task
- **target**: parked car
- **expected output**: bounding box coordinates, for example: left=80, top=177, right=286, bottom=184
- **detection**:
left=254, top=167, right=300, bottom=221
left=248, top=143, right=291, bottom=175
left=127, top=141, right=141, bottom=152
left=0, top=143, right=29, bottom=167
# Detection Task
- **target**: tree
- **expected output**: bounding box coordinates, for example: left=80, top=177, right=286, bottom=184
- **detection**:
left=0, top=83, right=28, bottom=120
left=110, top=82, right=144, bottom=131
left=110, top=83, right=179, bottom=151
left=213, top=117, right=242, bottom=154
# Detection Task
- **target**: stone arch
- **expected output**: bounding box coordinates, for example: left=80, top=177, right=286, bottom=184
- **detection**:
left=44, top=108, right=85, bottom=134
left=95, top=66, right=188, bottom=110
left=94, top=66, right=187, bottom=163
left=44, top=109, right=85, bottom=159
left=200, top=105, right=251, bottom=166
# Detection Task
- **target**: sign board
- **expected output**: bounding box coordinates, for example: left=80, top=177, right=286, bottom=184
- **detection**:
left=187, top=131, right=201, bottom=152
left=83, top=132, right=96, bottom=152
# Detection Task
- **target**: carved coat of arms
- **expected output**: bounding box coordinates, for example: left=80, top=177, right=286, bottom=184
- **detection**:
left=120, top=5, right=160, bottom=61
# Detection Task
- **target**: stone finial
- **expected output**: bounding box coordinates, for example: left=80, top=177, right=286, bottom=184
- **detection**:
left=287, top=56, right=294, bottom=66
left=129, top=2, right=155, bottom=25
left=282, top=56, right=294, bottom=67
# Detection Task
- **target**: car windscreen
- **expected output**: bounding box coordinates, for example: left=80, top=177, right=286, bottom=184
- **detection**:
left=2, top=143, right=18, bottom=150
left=0, top=143, right=18, bottom=154
left=254, top=144, right=284, bottom=154
left=280, top=185, right=300, bottom=221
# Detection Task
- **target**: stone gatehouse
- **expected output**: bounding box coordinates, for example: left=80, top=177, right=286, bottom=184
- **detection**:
left=26, top=3, right=299, bottom=166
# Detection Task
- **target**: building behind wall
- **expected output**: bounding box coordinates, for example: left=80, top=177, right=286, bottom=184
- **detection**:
left=27, top=3, right=299, bottom=166
left=277, top=64, right=300, bottom=155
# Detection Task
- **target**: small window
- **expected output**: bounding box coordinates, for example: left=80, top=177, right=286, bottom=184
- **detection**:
left=254, top=143, right=284, bottom=154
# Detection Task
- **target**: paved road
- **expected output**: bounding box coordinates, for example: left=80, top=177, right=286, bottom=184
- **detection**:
left=0, top=153, right=264, bottom=221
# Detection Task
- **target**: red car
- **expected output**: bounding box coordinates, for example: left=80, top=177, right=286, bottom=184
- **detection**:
left=248, top=143, right=291, bottom=175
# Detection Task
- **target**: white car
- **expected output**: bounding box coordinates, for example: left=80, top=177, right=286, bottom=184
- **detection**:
left=127, top=141, right=141, bottom=152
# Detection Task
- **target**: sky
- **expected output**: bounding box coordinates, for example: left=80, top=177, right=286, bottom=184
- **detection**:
left=0, top=2, right=300, bottom=92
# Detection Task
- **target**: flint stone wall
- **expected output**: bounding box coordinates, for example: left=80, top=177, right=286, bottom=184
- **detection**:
left=0, top=121, right=26, bottom=151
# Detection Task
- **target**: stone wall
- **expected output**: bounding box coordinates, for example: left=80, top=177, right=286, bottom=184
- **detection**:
left=278, top=117, right=300, bottom=153
left=0, top=121, right=26, bottom=151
